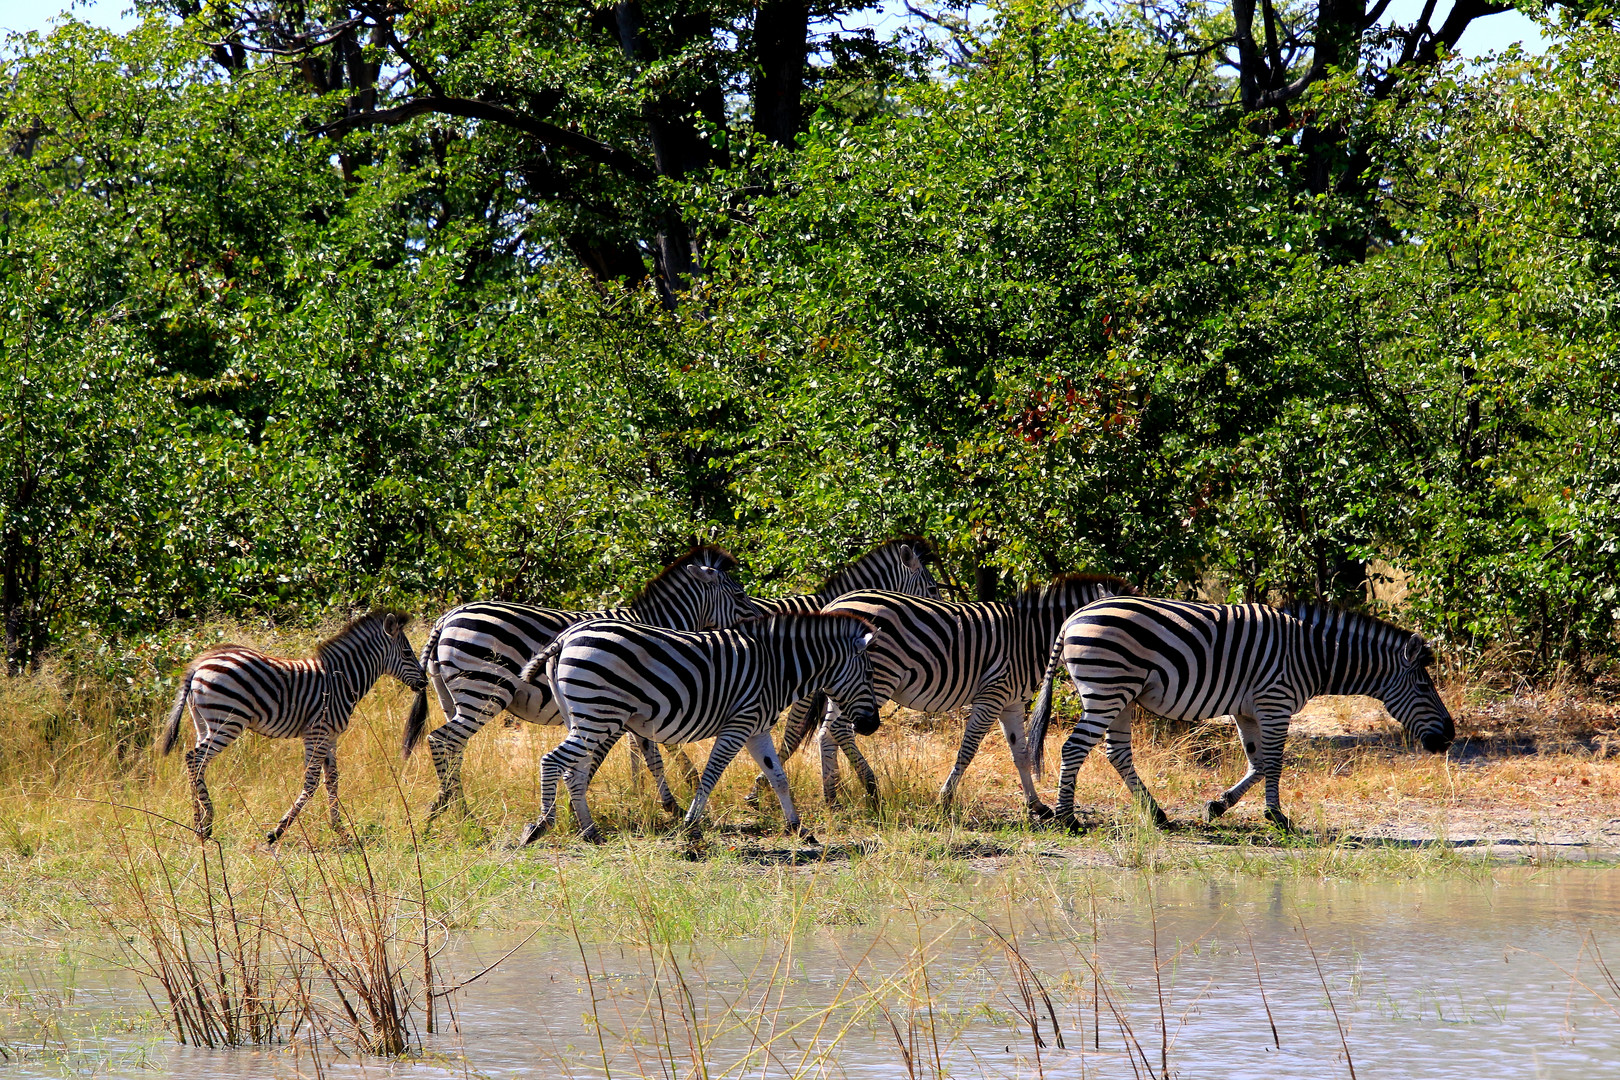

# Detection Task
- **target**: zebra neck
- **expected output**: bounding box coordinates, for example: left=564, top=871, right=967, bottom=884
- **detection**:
left=627, top=590, right=694, bottom=626
left=1302, top=626, right=1385, bottom=698
left=318, top=636, right=385, bottom=704
left=745, top=623, right=838, bottom=714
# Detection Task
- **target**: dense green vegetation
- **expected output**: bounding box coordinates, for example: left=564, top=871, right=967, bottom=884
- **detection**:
left=2, top=0, right=1617, bottom=687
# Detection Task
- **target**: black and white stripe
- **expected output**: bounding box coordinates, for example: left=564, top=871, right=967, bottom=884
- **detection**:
left=517, top=613, right=879, bottom=844
left=1039, top=596, right=1455, bottom=830
left=402, top=546, right=754, bottom=823
left=800, top=575, right=1138, bottom=814
left=160, top=610, right=426, bottom=844
left=749, top=538, right=941, bottom=616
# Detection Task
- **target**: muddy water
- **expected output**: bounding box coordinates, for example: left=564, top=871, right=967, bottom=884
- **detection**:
left=4, top=867, right=1619, bottom=1078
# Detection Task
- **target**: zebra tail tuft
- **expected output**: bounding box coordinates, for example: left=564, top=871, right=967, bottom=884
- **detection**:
left=402, top=686, right=429, bottom=758
left=159, top=677, right=191, bottom=756
left=402, top=618, right=446, bottom=759
left=1027, top=631, right=1068, bottom=778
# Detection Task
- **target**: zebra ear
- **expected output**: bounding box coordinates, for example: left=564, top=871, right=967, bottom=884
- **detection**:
left=899, top=544, right=919, bottom=570
left=1402, top=634, right=1428, bottom=667
left=685, top=563, right=721, bottom=584
left=857, top=631, right=877, bottom=651
left=383, top=613, right=400, bottom=636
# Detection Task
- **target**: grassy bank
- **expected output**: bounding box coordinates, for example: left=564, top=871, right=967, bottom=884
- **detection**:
left=0, top=618, right=1616, bottom=942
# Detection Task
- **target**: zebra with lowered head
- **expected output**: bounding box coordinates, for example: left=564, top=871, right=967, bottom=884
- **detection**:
left=788, top=574, right=1139, bottom=816
left=517, top=613, right=879, bottom=845
left=160, top=610, right=426, bottom=844
left=1034, top=596, right=1455, bottom=831
left=402, top=546, right=756, bottom=825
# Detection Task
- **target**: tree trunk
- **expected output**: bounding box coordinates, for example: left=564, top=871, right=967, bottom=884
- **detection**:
left=753, top=0, right=811, bottom=146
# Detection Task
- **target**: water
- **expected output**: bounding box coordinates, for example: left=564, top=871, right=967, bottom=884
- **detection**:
left=4, top=867, right=1619, bottom=1078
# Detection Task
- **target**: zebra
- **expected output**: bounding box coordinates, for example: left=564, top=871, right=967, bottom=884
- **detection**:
left=516, top=613, right=879, bottom=845
left=159, top=610, right=426, bottom=844
left=1032, top=596, right=1455, bottom=832
left=786, top=574, right=1139, bottom=816
left=747, top=538, right=942, bottom=616
left=401, top=546, right=755, bottom=824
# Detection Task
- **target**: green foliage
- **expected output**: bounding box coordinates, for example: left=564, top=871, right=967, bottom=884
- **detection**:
left=0, top=6, right=1615, bottom=676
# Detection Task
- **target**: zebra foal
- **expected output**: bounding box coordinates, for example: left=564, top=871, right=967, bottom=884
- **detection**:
left=1035, top=597, right=1455, bottom=831
left=791, top=574, right=1138, bottom=816
left=160, top=610, right=426, bottom=844
left=402, top=546, right=755, bottom=824
left=516, top=613, right=879, bottom=845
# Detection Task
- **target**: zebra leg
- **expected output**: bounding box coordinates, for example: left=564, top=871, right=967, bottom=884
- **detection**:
left=1256, top=713, right=1295, bottom=831
left=627, top=735, right=683, bottom=815
left=823, top=702, right=879, bottom=805
left=1206, top=715, right=1265, bottom=821
left=182, top=720, right=243, bottom=840
left=748, top=696, right=818, bottom=807
left=938, top=696, right=1006, bottom=816
left=998, top=703, right=1052, bottom=821
left=744, top=730, right=816, bottom=844
left=1052, top=704, right=1116, bottom=833
left=525, top=729, right=608, bottom=845
left=321, top=741, right=349, bottom=841
left=267, top=737, right=327, bottom=845
left=678, top=727, right=752, bottom=841
left=819, top=722, right=842, bottom=805
left=1102, top=709, right=1169, bottom=828
left=424, top=703, right=497, bottom=824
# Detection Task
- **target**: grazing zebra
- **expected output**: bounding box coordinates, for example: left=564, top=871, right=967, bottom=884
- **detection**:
left=159, top=610, right=426, bottom=844
left=1034, top=596, right=1455, bottom=831
left=748, top=538, right=942, bottom=616
left=402, top=546, right=755, bottom=824
left=789, top=574, right=1139, bottom=816
left=516, top=613, right=879, bottom=845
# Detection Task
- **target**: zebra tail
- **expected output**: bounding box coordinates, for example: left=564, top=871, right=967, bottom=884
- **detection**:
left=402, top=619, right=445, bottom=759
left=1027, top=631, right=1068, bottom=778
left=159, top=677, right=192, bottom=756
left=518, top=636, right=566, bottom=688
left=784, top=690, right=828, bottom=747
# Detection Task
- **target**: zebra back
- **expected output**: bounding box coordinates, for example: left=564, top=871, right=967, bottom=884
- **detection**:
left=541, top=612, right=877, bottom=742
left=750, top=538, right=940, bottom=616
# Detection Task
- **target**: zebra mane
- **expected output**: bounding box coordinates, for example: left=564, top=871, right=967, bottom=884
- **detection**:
left=1015, top=572, right=1138, bottom=604
left=1280, top=600, right=1430, bottom=663
left=818, top=536, right=936, bottom=595
left=315, top=608, right=412, bottom=659
left=631, top=545, right=741, bottom=602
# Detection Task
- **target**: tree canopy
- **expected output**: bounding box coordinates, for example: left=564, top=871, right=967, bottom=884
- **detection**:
left=1, top=0, right=1616, bottom=678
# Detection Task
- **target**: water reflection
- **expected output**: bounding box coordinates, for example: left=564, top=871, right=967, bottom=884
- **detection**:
left=3, top=868, right=1618, bottom=1078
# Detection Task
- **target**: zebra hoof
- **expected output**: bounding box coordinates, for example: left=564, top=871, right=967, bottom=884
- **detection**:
left=1057, top=814, right=1087, bottom=836
left=1149, top=806, right=1171, bottom=830
left=661, top=799, right=685, bottom=817
left=265, top=829, right=282, bottom=846
left=518, top=819, right=552, bottom=846
left=796, top=827, right=819, bottom=846
left=579, top=824, right=606, bottom=845
left=1028, top=801, right=1055, bottom=822
left=1205, top=799, right=1229, bottom=822
left=1264, top=808, right=1295, bottom=833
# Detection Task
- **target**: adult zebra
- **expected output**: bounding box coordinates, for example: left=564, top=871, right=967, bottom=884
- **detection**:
left=518, top=613, right=879, bottom=845
left=1034, top=596, right=1454, bottom=831
left=403, top=546, right=755, bottom=824
left=748, top=538, right=942, bottom=616
left=785, top=574, right=1138, bottom=816
left=160, top=610, right=426, bottom=844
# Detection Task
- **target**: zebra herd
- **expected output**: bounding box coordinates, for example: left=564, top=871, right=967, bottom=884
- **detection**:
left=160, top=538, right=1455, bottom=845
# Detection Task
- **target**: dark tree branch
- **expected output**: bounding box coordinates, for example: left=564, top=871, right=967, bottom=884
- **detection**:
left=315, top=96, right=657, bottom=183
